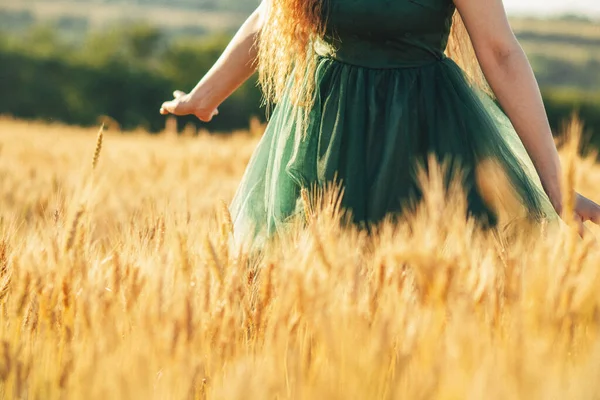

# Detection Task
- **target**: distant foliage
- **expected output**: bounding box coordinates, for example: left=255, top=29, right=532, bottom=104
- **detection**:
left=0, top=9, right=35, bottom=34
left=0, top=26, right=263, bottom=132
left=543, top=89, right=600, bottom=149
left=0, top=24, right=599, bottom=144
left=530, top=55, right=600, bottom=91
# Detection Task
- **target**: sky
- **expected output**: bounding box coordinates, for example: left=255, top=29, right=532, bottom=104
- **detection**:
left=503, top=0, right=600, bottom=17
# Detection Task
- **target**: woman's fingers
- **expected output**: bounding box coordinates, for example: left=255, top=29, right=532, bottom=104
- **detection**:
left=159, top=90, right=187, bottom=115
left=583, top=198, right=600, bottom=225
left=588, top=209, right=600, bottom=225
left=195, top=108, right=219, bottom=122
left=592, top=199, right=600, bottom=225
left=574, top=194, right=600, bottom=226
left=575, top=213, right=585, bottom=237
left=160, top=100, right=177, bottom=115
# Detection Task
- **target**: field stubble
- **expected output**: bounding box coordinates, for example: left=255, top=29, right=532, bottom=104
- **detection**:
left=1, top=118, right=600, bottom=399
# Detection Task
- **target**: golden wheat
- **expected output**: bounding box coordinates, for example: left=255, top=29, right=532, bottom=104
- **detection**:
left=0, top=117, right=599, bottom=399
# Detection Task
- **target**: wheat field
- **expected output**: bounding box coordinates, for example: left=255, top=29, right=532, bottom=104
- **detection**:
left=1, top=117, right=600, bottom=399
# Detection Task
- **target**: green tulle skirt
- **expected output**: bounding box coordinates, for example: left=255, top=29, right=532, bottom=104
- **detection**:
left=230, top=55, right=555, bottom=245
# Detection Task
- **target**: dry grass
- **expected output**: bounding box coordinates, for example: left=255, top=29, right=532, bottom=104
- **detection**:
left=0, top=117, right=600, bottom=399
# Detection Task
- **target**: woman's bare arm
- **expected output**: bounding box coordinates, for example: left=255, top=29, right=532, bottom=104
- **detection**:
left=453, top=0, right=600, bottom=225
left=160, top=2, right=265, bottom=121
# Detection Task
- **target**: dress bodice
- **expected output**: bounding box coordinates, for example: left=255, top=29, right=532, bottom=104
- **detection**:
left=315, top=0, right=456, bottom=68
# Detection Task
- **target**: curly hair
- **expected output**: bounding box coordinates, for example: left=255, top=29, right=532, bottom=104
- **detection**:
left=257, top=1, right=490, bottom=114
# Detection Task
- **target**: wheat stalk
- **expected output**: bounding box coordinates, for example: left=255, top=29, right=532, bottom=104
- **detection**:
left=92, top=124, right=104, bottom=170
left=64, top=204, right=84, bottom=253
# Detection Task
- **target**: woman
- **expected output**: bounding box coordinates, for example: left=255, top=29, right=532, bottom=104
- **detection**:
left=160, top=0, right=600, bottom=243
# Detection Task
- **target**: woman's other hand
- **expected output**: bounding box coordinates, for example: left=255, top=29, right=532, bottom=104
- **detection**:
left=573, top=193, right=600, bottom=234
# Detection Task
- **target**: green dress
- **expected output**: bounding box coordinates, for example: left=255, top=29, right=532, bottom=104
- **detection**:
left=230, top=0, right=554, bottom=244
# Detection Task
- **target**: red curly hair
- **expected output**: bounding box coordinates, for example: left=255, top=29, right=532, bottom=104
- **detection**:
left=257, top=1, right=489, bottom=112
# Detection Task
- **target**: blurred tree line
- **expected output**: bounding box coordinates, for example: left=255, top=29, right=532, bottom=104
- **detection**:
left=1, top=23, right=600, bottom=148
left=0, top=24, right=263, bottom=132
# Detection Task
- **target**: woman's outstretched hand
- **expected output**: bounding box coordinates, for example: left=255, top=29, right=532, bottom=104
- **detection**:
left=557, top=193, right=600, bottom=237
left=573, top=193, right=600, bottom=230
left=160, top=90, right=219, bottom=122
left=159, top=5, right=265, bottom=123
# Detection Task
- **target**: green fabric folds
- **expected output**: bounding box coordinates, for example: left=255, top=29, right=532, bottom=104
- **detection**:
left=229, top=0, right=555, bottom=245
